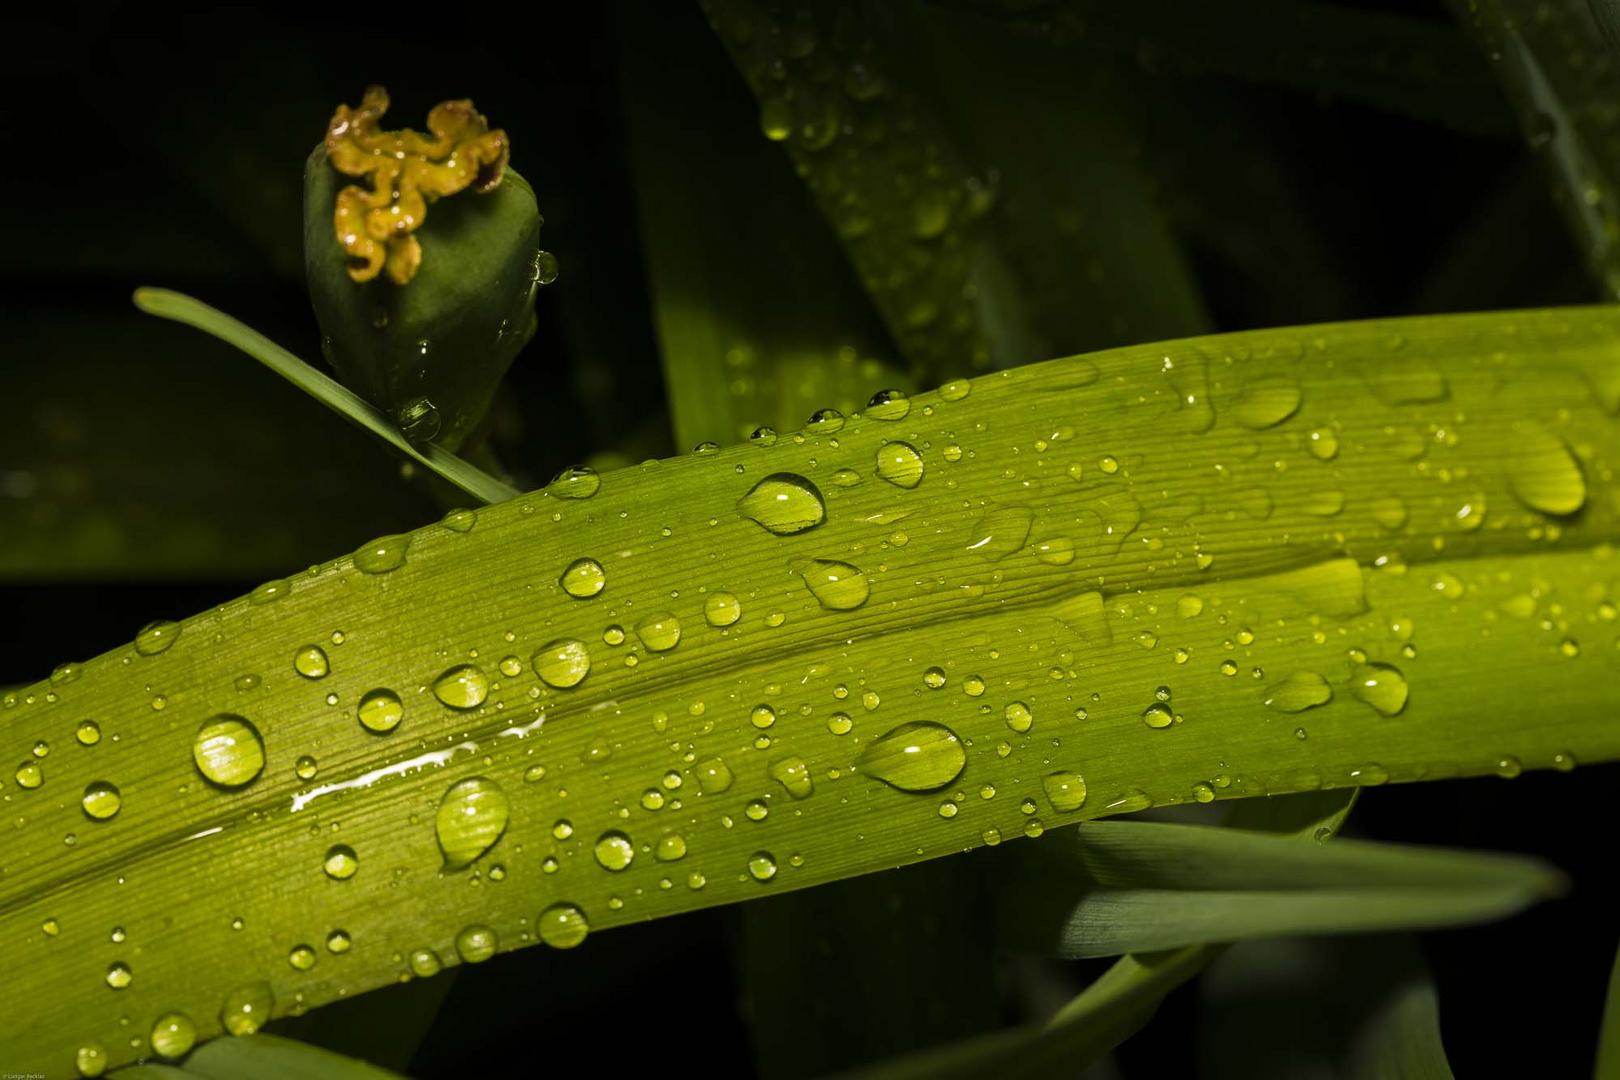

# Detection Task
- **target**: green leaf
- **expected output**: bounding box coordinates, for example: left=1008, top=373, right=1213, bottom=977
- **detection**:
left=1600, top=935, right=1620, bottom=1079
left=5, top=307, right=1620, bottom=1074
left=133, top=289, right=518, bottom=506
left=996, top=819, right=1561, bottom=957
left=107, top=1034, right=402, bottom=1079
left=1348, top=977, right=1455, bottom=1080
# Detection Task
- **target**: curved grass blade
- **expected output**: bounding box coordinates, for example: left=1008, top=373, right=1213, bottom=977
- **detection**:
left=6, top=307, right=1620, bottom=1074
left=1600, top=936, right=1620, bottom=1079
left=996, top=820, right=1561, bottom=957
left=131, top=289, right=518, bottom=506
left=1348, top=976, right=1455, bottom=1080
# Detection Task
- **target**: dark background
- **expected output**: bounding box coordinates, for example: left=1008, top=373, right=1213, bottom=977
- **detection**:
left=0, top=1, right=1611, bottom=1076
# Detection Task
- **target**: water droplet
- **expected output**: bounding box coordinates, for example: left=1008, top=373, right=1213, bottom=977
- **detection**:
left=134, top=620, right=180, bottom=657
left=635, top=612, right=682, bottom=652
left=441, top=508, right=477, bottom=533
left=866, top=389, right=912, bottom=420
left=105, top=961, right=132, bottom=989
left=326, top=929, right=352, bottom=953
left=550, top=465, right=602, bottom=499
left=1004, top=701, right=1033, bottom=734
left=1106, top=788, right=1153, bottom=814
left=1307, top=428, right=1339, bottom=460
left=323, top=844, right=359, bottom=880
left=76, top=720, right=101, bottom=746
left=1034, top=537, right=1075, bottom=565
left=193, top=715, right=265, bottom=788
left=1350, top=663, right=1408, bottom=716
left=826, top=712, right=853, bottom=735
left=1265, top=672, right=1333, bottom=713
left=696, top=758, right=734, bottom=793
left=533, top=639, right=591, bottom=688
left=1495, top=755, right=1523, bottom=779
left=1191, top=782, right=1215, bottom=803
left=410, top=948, right=443, bottom=977
left=1370, top=496, right=1409, bottom=531
left=354, top=534, right=410, bottom=574
left=1234, top=379, right=1301, bottom=429
left=768, top=756, right=814, bottom=798
left=436, top=777, right=510, bottom=870
left=76, top=1043, right=107, bottom=1077
left=534, top=250, right=560, bottom=285
left=293, top=645, right=329, bottom=680
left=739, top=473, right=827, bottom=535
left=594, top=830, right=635, bottom=871
left=16, top=760, right=45, bottom=789
left=799, top=559, right=869, bottom=610
left=455, top=924, right=498, bottom=963
left=875, top=441, right=925, bottom=488
left=760, top=95, right=793, bottom=140
left=857, top=721, right=966, bottom=792
left=150, top=1012, right=196, bottom=1059
left=805, top=408, right=846, bottom=434
left=1368, top=368, right=1448, bottom=404
left=748, top=852, right=779, bottom=881
left=81, top=781, right=121, bottom=820
left=397, top=397, right=441, bottom=443
left=1141, top=703, right=1175, bottom=729
left=539, top=902, right=590, bottom=948
left=704, top=592, right=742, bottom=627
left=749, top=426, right=779, bottom=446
left=966, top=505, right=1034, bottom=560
left=250, top=578, right=290, bottom=604
left=432, top=665, right=489, bottom=710
left=1509, top=425, right=1586, bottom=515
left=1043, top=771, right=1087, bottom=812
left=354, top=688, right=403, bottom=734
left=560, top=557, right=607, bottom=598
left=288, top=944, right=317, bottom=971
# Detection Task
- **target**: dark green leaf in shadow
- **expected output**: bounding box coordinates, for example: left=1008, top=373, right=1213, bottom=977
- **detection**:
left=1599, top=935, right=1620, bottom=1079
left=1347, top=976, right=1455, bottom=1080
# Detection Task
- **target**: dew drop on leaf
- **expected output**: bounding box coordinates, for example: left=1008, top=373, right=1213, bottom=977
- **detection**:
left=634, top=612, right=682, bottom=652
left=533, top=639, right=591, bottom=688
left=695, top=758, right=734, bottom=793
left=410, top=948, right=443, bottom=977
left=353, top=534, right=410, bottom=574
left=1004, top=701, right=1033, bottom=733
left=1042, top=770, right=1087, bottom=812
left=192, top=715, right=265, bottom=788
left=293, top=645, right=329, bottom=680
left=80, top=781, right=121, bottom=821
left=1264, top=672, right=1334, bottom=713
left=75, top=1043, right=107, bottom=1077
left=15, top=760, right=43, bottom=789
left=1141, top=703, right=1175, bottom=729
left=220, top=981, right=273, bottom=1036
left=149, top=1012, right=196, bottom=1059
left=966, top=506, right=1034, bottom=560
left=594, top=830, right=635, bottom=871
left=874, top=440, right=925, bottom=488
left=748, top=851, right=779, bottom=881
left=550, top=466, right=601, bottom=499
left=704, top=591, right=742, bottom=627
left=105, top=961, right=132, bottom=990
left=559, top=557, right=607, bottom=598
left=288, top=944, right=317, bottom=971
left=538, top=903, right=590, bottom=949
left=768, top=756, right=814, bottom=798
left=435, top=777, right=510, bottom=871
left=133, top=620, right=180, bottom=657
left=76, top=720, right=101, bottom=746
left=455, top=924, right=498, bottom=963
left=1234, top=379, right=1302, bottom=429
left=866, top=389, right=912, bottom=420
left=857, top=721, right=966, bottom=792
left=432, top=664, right=490, bottom=710
left=1349, top=663, right=1409, bottom=716
left=357, top=688, right=404, bottom=733
left=323, top=844, right=359, bottom=880
left=799, top=559, right=870, bottom=610
left=1508, top=425, right=1586, bottom=515
left=738, top=472, right=827, bottom=535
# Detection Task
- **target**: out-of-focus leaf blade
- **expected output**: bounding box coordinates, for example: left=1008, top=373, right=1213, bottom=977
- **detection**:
left=7, top=307, right=1620, bottom=1074
left=1600, top=936, right=1620, bottom=1079
left=1348, top=978, right=1455, bottom=1080
left=181, top=1033, right=404, bottom=1079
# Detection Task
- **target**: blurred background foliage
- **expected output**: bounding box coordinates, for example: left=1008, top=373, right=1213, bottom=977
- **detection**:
left=1, top=1, right=1616, bottom=1075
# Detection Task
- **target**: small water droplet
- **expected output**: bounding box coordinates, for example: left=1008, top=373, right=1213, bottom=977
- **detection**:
left=634, top=613, right=682, bottom=652
left=1234, top=379, right=1302, bottom=429
left=875, top=440, right=925, bottom=488
left=76, top=1043, right=107, bottom=1077
left=805, top=408, right=846, bottom=434
left=560, top=557, right=607, bottom=599
left=455, top=924, right=498, bottom=963
left=293, top=645, right=329, bottom=680
left=354, top=534, right=410, bottom=574
left=323, top=844, right=359, bottom=880
left=550, top=466, right=601, bottom=499
left=288, top=943, right=317, bottom=971
left=105, top=961, right=132, bottom=989
left=1265, top=672, right=1333, bottom=713
left=410, top=947, right=443, bottom=977
left=1141, top=703, right=1175, bottom=729
left=193, top=715, right=265, bottom=788
left=696, top=758, right=734, bottom=793
left=1004, top=701, right=1033, bottom=734
left=704, top=592, right=742, bottom=627
left=75, top=720, right=101, bottom=746
left=134, top=620, right=180, bottom=657
left=538, top=902, right=590, bottom=948
left=1307, top=428, right=1339, bottom=460
left=966, top=505, right=1034, bottom=560
left=799, top=559, right=869, bottom=610
left=397, top=397, right=441, bottom=444
left=432, top=665, right=489, bottom=710
left=768, top=756, right=814, bottom=798
left=533, top=639, right=591, bottom=688
left=441, top=508, right=477, bottom=533
left=435, top=777, right=510, bottom=870
left=326, top=928, right=352, bottom=954
left=594, top=830, right=635, bottom=871
left=748, top=851, right=779, bottom=881
left=356, top=688, right=404, bottom=734
left=1508, top=425, right=1586, bottom=515
left=149, top=1011, right=196, bottom=1059
left=81, top=781, right=122, bottom=820
left=1042, top=771, right=1087, bottom=812
left=857, top=721, right=966, bottom=792
left=1349, top=663, right=1408, bottom=717
left=866, top=389, right=912, bottom=420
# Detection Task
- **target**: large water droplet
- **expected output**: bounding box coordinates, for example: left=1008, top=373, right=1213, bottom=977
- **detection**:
left=1234, top=379, right=1301, bottom=429
left=550, top=466, right=601, bottom=499
left=410, top=948, right=443, bottom=977
left=293, top=645, right=329, bottom=680
left=354, top=534, right=410, bottom=574
left=150, top=1012, right=197, bottom=1059
left=14, top=760, right=42, bottom=789
left=358, top=688, right=404, bottom=733
left=748, top=851, right=779, bottom=881
left=533, top=639, right=591, bottom=687
left=857, top=721, right=966, bottom=792
left=800, top=559, right=869, bottom=610
left=967, top=505, right=1034, bottom=560
left=432, top=665, right=490, bottom=710
left=76, top=1043, right=107, bottom=1077
left=1350, top=663, right=1409, bottom=716
left=739, top=473, right=826, bottom=535
left=220, top=981, right=273, bottom=1036
left=324, top=844, right=359, bottom=880
left=1508, top=425, right=1586, bottom=515
left=704, top=592, right=742, bottom=627
left=1265, top=672, right=1334, bottom=713
left=538, top=902, right=590, bottom=948
left=435, top=776, right=510, bottom=870
left=134, top=620, right=180, bottom=657
left=635, top=612, right=682, bottom=652
left=866, top=389, right=912, bottom=421
left=193, top=715, right=265, bottom=788
left=875, top=441, right=924, bottom=488
left=695, top=758, right=734, bottom=793
left=594, top=830, right=635, bottom=871
left=560, top=557, right=607, bottom=598
left=81, top=781, right=121, bottom=821
left=455, top=924, right=498, bottom=963
left=1042, top=771, right=1088, bottom=812
left=768, top=756, right=814, bottom=799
